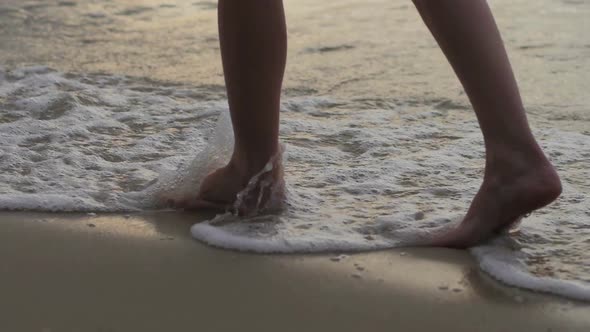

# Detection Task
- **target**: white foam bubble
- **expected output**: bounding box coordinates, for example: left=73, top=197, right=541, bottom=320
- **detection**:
left=1, top=67, right=589, bottom=301
left=472, top=242, right=590, bottom=301
left=129, top=109, right=235, bottom=210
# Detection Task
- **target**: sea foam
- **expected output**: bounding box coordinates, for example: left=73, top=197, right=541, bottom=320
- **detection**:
left=1, top=67, right=589, bottom=301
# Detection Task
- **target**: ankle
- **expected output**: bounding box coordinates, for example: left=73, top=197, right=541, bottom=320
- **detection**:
left=484, top=146, right=561, bottom=191
left=484, top=142, right=548, bottom=176
left=229, top=146, right=279, bottom=181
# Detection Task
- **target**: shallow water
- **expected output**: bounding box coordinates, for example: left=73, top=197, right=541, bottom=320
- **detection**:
left=0, top=0, right=589, bottom=300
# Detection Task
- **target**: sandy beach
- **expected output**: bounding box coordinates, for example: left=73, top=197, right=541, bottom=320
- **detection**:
left=0, top=211, right=588, bottom=332
left=1, top=0, right=588, bottom=330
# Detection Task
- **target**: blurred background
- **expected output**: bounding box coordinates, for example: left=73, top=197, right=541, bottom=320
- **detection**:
left=1, top=0, right=588, bottom=111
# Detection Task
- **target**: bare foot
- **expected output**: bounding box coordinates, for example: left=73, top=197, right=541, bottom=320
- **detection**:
left=170, top=154, right=284, bottom=215
left=430, top=156, right=562, bottom=248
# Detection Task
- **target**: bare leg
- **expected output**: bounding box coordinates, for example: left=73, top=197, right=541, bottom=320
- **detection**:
left=412, top=0, right=562, bottom=247
left=220, top=0, right=286, bottom=172
left=177, top=0, right=286, bottom=211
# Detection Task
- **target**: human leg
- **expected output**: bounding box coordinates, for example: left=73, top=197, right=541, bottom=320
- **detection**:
left=411, top=0, right=562, bottom=247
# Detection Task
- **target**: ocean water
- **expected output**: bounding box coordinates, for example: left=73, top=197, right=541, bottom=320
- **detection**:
left=1, top=0, right=589, bottom=300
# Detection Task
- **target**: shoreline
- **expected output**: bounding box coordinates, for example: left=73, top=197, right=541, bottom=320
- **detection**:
left=0, top=211, right=588, bottom=331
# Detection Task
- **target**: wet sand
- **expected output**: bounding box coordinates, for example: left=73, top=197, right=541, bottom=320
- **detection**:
left=0, top=211, right=588, bottom=332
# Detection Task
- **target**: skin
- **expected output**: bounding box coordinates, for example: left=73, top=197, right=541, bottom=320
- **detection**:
left=174, top=0, right=286, bottom=213
left=180, top=0, right=562, bottom=248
